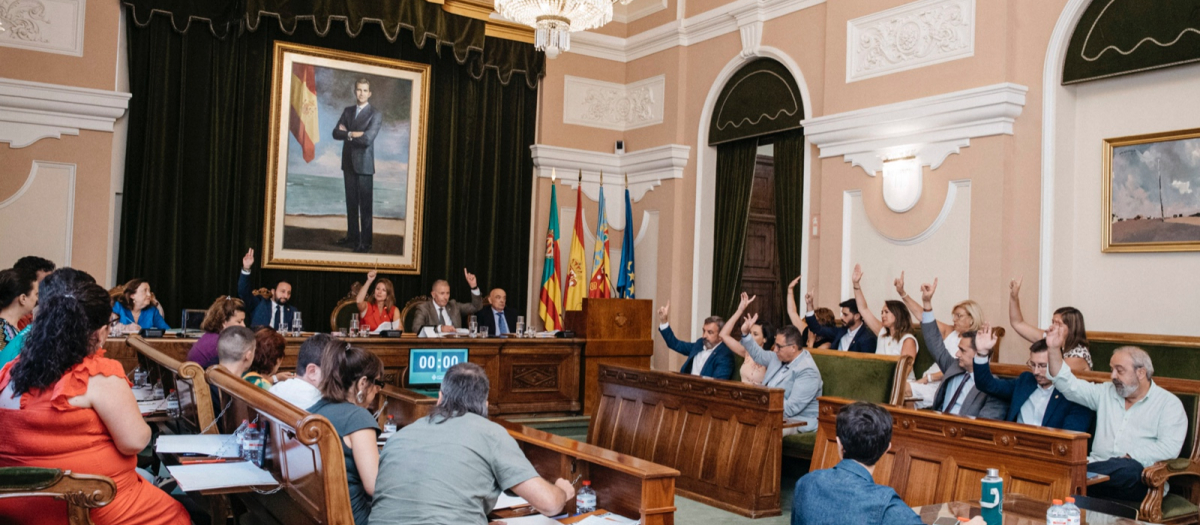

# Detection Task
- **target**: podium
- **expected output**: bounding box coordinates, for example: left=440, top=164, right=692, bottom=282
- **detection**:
left=564, top=298, right=653, bottom=415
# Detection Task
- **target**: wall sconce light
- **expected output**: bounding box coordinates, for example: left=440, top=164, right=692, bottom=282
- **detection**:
left=881, top=156, right=921, bottom=213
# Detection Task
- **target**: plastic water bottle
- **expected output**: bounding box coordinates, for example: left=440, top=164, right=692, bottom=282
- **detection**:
left=166, top=389, right=180, bottom=417
left=980, top=468, right=1003, bottom=525
left=576, top=480, right=596, bottom=514
left=132, top=366, right=148, bottom=388
left=243, top=423, right=264, bottom=467
left=349, top=314, right=360, bottom=337
left=1046, top=499, right=1068, bottom=525
left=383, top=415, right=398, bottom=433
left=1063, top=497, right=1081, bottom=525
left=151, top=379, right=164, bottom=400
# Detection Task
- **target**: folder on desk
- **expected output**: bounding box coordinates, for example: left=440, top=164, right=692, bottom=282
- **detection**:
left=166, top=462, right=279, bottom=492
left=156, top=434, right=241, bottom=458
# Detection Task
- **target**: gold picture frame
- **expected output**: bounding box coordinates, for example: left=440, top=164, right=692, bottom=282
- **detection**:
left=1102, top=127, right=1200, bottom=253
left=263, top=42, right=430, bottom=273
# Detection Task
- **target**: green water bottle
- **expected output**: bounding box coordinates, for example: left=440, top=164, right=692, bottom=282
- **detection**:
left=980, top=468, right=1003, bottom=525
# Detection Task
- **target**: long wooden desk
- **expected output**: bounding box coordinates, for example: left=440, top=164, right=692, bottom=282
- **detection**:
left=810, top=396, right=1091, bottom=507
left=105, top=335, right=585, bottom=415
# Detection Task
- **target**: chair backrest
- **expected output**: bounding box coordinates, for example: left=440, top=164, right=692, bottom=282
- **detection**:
left=1071, top=495, right=1139, bottom=519
left=1087, top=331, right=1200, bottom=381
left=0, top=467, right=116, bottom=525
left=127, top=336, right=216, bottom=434
left=329, top=297, right=358, bottom=333
left=399, top=296, right=429, bottom=333
left=807, top=348, right=911, bottom=405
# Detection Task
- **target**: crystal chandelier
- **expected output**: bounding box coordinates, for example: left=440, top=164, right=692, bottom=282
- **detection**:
left=496, top=0, right=631, bottom=58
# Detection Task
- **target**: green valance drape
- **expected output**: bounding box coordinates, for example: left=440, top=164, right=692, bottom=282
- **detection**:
left=709, top=138, right=759, bottom=318
left=118, top=11, right=538, bottom=332
left=772, top=129, right=805, bottom=310
left=1063, top=0, right=1200, bottom=84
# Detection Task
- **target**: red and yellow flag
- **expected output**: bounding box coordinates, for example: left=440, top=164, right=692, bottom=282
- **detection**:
left=538, top=184, right=564, bottom=330
left=564, top=183, right=588, bottom=310
left=289, top=63, right=319, bottom=162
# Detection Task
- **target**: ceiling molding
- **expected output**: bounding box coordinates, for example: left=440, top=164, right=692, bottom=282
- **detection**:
left=572, top=0, right=825, bottom=62
left=613, top=0, right=668, bottom=24
left=531, top=143, right=689, bottom=226
left=0, top=77, right=131, bottom=148
left=802, top=82, right=1027, bottom=175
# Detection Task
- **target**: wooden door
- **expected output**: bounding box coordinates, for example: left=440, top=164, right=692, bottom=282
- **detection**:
left=740, top=155, right=782, bottom=327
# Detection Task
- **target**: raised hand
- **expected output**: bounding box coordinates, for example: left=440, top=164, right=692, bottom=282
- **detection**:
left=738, top=292, right=757, bottom=312
left=366, top=270, right=378, bottom=282
left=1009, top=277, right=1023, bottom=300
left=788, top=275, right=801, bottom=290
left=921, top=278, right=939, bottom=303
left=894, top=271, right=906, bottom=296
left=804, top=288, right=815, bottom=310
left=1046, top=323, right=1066, bottom=349
left=464, top=268, right=478, bottom=289
left=740, top=313, right=759, bottom=336
left=976, top=323, right=997, bottom=354
left=242, top=248, right=255, bottom=270
left=657, top=302, right=670, bottom=324
left=852, top=264, right=863, bottom=285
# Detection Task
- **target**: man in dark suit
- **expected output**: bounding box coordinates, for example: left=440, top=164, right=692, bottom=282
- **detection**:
left=332, top=78, right=383, bottom=253
left=238, top=248, right=300, bottom=331
left=410, top=269, right=484, bottom=334
left=919, top=279, right=1008, bottom=420
left=973, top=331, right=1094, bottom=432
left=476, top=288, right=518, bottom=337
left=656, top=302, right=733, bottom=380
left=803, top=295, right=877, bottom=353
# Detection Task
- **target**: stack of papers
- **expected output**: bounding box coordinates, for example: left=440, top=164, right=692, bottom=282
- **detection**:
left=157, top=434, right=242, bottom=458
left=138, top=399, right=166, bottom=415
left=575, top=513, right=639, bottom=525
left=492, top=493, right=529, bottom=511
left=166, top=462, right=279, bottom=492
left=492, top=516, right=560, bottom=525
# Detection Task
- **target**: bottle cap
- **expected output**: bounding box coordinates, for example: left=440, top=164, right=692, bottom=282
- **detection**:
left=248, top=423, right=257, bottom=429
left=1052, top=499, right=1063, bottom=505
left=582, top=480, right=591, bottom=486
left=986, top=468, right=1000, bottom=477
left=388, top=415, right=394, bottom=419
left=957, top=518, right=969, bottom=522
left=169, top=389, right=176, bottom=393
left=1065, top=497, right=1075, bottom=503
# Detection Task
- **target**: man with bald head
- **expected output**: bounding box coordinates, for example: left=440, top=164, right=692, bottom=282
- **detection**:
left=411, top=268, right=483, bottom=333
left=477, top=288, right=518, bottom=336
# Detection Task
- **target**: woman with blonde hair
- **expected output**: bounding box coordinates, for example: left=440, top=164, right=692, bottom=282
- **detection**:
left=356, top=270, right=401, bottom=332
left=895, top=272, right=983, bottom=408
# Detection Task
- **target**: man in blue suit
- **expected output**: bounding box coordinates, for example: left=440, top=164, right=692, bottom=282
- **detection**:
left=238, top=248, right=300, bottom=331
left=972, top=326, right=1094, bottom=432
left=332, top=78, right=383, bottom=253
left=656, top=301, right=733, bottom=380
left=803, top=295, right=877, bottom=353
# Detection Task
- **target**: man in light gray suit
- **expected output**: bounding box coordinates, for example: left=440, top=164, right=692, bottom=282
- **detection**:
left=411, top=269, right=484, bottom=334
left=919, top=278, right=1008, bottom=420
left=332, top=78, right=383, bottom=253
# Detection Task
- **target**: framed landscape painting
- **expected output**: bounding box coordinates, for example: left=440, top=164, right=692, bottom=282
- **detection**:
left=263, top=42, right=429, bottom=273
left=1103, top=128, right=1200, bottom=253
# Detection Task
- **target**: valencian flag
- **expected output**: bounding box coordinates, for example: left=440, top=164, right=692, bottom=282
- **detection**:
left=538, top=183, right=564, bottom=330
left=616, top=187, right=636, bottom=298
left=563, top=179, right=588, bottom=310
left=588, top=183, right=613, bottom=298
left=289, top=63, right=320, bottom=162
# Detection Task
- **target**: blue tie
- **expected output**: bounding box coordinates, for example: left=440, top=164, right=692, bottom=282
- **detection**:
left=497, top=312, right=509, bottom=335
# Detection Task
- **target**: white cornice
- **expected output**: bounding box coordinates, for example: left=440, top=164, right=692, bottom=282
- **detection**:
left=572, top=0, right=825, bottom=63
left=0, top=77, right=131, bottom=148
left=802, top=82, right=1027, bottom=175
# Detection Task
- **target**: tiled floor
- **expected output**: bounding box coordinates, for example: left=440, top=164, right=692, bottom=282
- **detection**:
left=671, top=459, right=807, bottom=525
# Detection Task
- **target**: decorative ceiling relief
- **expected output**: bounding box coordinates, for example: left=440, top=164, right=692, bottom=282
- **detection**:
left=0, top=0, right=85, bottom=56
left=847, top=0, right=975, bottom=83
left=563, top=75, right=665, bottom=131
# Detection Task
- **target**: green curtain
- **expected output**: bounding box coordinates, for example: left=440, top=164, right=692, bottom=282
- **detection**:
left=118, top=15, right=538, bottom=332
left=709, top=138, right=759, bottom=318
left=773, top=129, right=805, bottom=311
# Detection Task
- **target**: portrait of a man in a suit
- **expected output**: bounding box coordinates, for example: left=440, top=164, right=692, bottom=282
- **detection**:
left=332, top=78, right=383, bottom=253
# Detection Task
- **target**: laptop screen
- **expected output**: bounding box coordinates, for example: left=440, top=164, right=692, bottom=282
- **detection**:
left=408, top=348, right=469, bottom=387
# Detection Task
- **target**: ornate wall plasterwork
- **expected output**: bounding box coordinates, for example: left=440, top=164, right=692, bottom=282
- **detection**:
left=563, top=75, right=665, bottom=132
left=0, top=77, right=130, bottom=148
left=0, top=0, right=85, bottom=56
left=847, top=0, right=974, bottom=83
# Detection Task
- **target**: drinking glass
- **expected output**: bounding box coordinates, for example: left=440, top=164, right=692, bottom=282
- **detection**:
left=515, top=316, right=525, bottom=338
left=480, top=326, right=490, bottom=338
left=292, top=312, right=303, bottom=337
left=468, top=316, right=478, bottom=338
left=349, top=313, right=360, bottom=336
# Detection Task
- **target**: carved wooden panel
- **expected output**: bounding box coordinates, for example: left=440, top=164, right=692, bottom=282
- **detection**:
left=511, top=365, right=559, bottom=390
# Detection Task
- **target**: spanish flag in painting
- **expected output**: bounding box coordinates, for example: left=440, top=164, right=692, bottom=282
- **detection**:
left=289, top=63, right=319, bottom=162
left=539, top=184, right=564, bottom=330
left=588, top=187, right=613, bottom=298
left=616, top=187, right=635, bottom=298
left=564, top=184, right=588, bottom=310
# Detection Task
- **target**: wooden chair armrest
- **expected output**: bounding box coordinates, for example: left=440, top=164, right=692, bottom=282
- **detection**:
left=782, top=420, right=808, bottom=429
left=1139, top=459, right=1200, bottom=522
left=0, top=467, right=116, bottom=525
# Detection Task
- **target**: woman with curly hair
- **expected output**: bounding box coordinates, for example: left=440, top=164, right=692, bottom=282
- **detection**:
left=243, top=327, right=288, bottom=388
left=186, top=295, right=246, bottom=368
left=111, top=278, right=170, bottom=332
left=0, top=278, right=189, bottom=525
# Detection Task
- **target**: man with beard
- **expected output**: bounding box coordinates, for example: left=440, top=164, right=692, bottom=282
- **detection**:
left=970, top=327, right=1094, bottom=432
left=238, top=248, right=301, bottom=331
left=1046, top=324, right=1186, bottom=502
left=657, top=302, right=733, bottom=380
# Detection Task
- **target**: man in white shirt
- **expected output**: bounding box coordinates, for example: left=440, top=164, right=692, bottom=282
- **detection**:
left=271, top=333, right=334, bottom=410
left=1046, top=324, right=1186, bottom=502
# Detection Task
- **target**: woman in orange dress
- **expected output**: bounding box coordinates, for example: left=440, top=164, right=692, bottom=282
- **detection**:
left=356, top=270, right=400, bottom=332
left=0, top=277, right=190, bottom=525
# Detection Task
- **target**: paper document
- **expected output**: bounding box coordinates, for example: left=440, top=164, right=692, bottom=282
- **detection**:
left=157, top=434, right=242, bottom=458
left=372, top=322, right=395, bottom=333
left=132, top=387, right=153, bottom=401
left=575, top=513, right=639, bottom=525
left=492, top=515, right=560, bottom=525
left=167, top=462, right=279, bottom=492
left=138, top=399, right=166, bottom=414
left=492, top=493, right=529, bottom=510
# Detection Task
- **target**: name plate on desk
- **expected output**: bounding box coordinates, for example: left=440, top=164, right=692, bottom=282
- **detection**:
left=140, top=328, right=165, bottom=338
left=381, top=330, right=403, bottom=338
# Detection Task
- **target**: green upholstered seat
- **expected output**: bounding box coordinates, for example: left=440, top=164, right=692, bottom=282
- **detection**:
left=808, top=351, right=897, bottom=404
left=1089, top=340, right=1200, bottom=381
left=1162, top=494, right=1200, bottom=520
left=0, top=467, right=63, bottom=490
left=782, top=431, right=817, bottom=458
left=912, top=325, right=936, bottom=380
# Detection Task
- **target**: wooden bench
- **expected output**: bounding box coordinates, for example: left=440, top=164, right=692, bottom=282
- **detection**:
left=205, top=365, right=355, bottom=525
left=0, top=467, right=117, bottom=525
left=126, top=335, right=215, bottom=434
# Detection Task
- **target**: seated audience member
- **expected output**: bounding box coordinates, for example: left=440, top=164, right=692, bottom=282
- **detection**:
left=727, top=293, right=821, bottom=434
left=1045, top=325, right=1186, bottom=502
left=216, top=326, right=256, bottom=376
left=919, top=279, right=1008, bottom=420
left=791, top=401, right=985, bottom=525
left=656, top=301, right=733, bottom=380
left=243, top=327, right=287, bottom=389
left=850, top=265, right=917, bottom=363
left=0, top=280, right=189, bottom=525
left=356, top=270, right=400, bottom=331
left=186, top=296, right=246, bottom=369
left=0, top=269, right=38, bottom=346
left=411, top=269, right=483, bottom=333
left=719, top=315, right=775, bottom=385
left=1009, top=277, right=1092, bottom=373
left=309, top=345, right=383, bottom=525
left=790, top=275, right=877, bottom=353
left=0, top=268, right=95, bottom=369
left=895, top=271, right=983, bottom=408
left=112, top=278, right=170, bottom=331
left=271, top=333, right=334, bottom=410
left=11, top=256, right=54, bottom=330
left=786, top=277, right=834, bottom=349
left=972, top=328, right=1093, bottom=432
left=371, top=362, right=576, bottom=525
left=477, top=287, right=518, bottom=336
left=238, top=248, right=300, bottom=331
